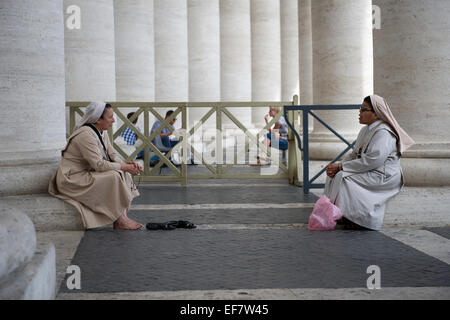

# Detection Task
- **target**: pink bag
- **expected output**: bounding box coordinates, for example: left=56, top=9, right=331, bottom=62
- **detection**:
left=308, top=195, right=343, bottom=231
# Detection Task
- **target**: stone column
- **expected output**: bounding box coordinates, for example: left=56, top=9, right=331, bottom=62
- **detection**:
left=298, top=0, right=312, bottom=106
left=250, top=0, right=282, bottom=128
left=64, top=0, right=116, bottom=101
left=310, top=0, right=373, bottom=159
left=113, top=0, right=155, bottom=135
left=373, top=0, right=450, bottom=186
left=154, top=0, right=188, bottom=101
left=298, top=0, right=314, bottom=132
left=0, top=0, right=60, bottom=299
left=220, top=0, right=252, bottom=129
left=154, top=0, right=188, bottom=129
left=281, top=0, right=299, bottom=101
left=0, top=0, right=67, bottom=196
left=64, top=0, right=116, bottom=135
left=187, top=0, right=221, bottom=129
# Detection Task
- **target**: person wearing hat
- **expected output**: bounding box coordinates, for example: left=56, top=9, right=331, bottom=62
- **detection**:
left=324, top=95, right=415, bottom=230
left=49, top=102, right=144, bottom=230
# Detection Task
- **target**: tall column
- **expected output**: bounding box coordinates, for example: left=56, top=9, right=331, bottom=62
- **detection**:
left=187, top=0, right=221, bottom=129
left=114, top=0, right=154, bottom=101
left=281, top=0, right=299, bottom=101
left=154, top=0, right=188, bottom=129
left=113, top=0, right=155, bottom=133
left=154, top=0, right=188, bottom=103
left=250, top=0, right=282, bottom=128
left=64, top=0, right=116, bottom=135
left=64, top=0, right=116, bottom=101
left=298, top=0, right=312, bottom=106
left=373, top=0, right=450, bottom=186
left=220, top=0, right=252, bottom=129
left=310, top=0, right=373, bottom=159
left=0, top=0, right=66, bottom=196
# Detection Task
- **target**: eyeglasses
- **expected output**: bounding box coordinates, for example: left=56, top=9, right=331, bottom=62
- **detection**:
left=360, top=107, right=374, bottom=113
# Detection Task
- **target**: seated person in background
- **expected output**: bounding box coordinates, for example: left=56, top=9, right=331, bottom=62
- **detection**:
left=49, top=102, right=143, bottom=230
left=120, top=112, right=145, bottom=159
left=150, top=110, right=179, bottom=152
left=324, top=94, right=415, bottom=231
left=256, top=106, right=289, bottom=165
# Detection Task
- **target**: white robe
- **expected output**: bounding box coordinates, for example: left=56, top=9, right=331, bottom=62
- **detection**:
left=324, top=120, right=404, bottom=230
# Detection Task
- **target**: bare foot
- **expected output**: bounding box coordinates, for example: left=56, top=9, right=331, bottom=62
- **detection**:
left=113, top=216, right=142, bottom=230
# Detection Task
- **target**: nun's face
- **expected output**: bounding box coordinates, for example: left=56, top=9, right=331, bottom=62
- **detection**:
left=96, top=107, right=115, bottom=131
left=359, top=101, right=378, bottom=125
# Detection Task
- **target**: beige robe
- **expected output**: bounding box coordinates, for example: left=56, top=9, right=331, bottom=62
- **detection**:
left=48, top=126, right=139, bottom=229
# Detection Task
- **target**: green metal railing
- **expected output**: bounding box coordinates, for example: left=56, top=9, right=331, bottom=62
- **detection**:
left=66, top=96, right=303, bottom=186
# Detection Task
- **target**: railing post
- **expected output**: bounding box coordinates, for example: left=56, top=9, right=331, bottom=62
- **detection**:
left=216, top=105, right=222, bottom=176
left=302, top=107, right=309, bottom=194
left=69, top=106, right=75, bottom=135
left=288, top=96, right=297, bottom=184
left=144, top=107, right=149, bottom=176
left=181, top=104, right=188, bottom=186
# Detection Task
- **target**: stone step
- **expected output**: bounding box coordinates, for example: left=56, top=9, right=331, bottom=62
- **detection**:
left=0, top=242, right=56, bottom=300
left=1, top=186, right=449, bottom=232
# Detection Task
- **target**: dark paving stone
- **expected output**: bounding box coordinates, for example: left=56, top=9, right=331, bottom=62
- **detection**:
left=128, top=208, right=312, bottom=225
left=60, top=229, right=450, bottom=293
left=423, top=227, right=450, bottom=240
left=133, top=185, right=318, bottom=205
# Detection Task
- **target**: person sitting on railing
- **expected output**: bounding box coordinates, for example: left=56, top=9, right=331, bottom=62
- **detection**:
left=48, top=102, right=144, bottom=230
left=256, top=106, right=289, bottom=165
left=324, top=95, right=415, bottom=230
left=120, top=112, right=145, bottom=159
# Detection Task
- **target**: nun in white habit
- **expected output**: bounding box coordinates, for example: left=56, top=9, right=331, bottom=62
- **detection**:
left=324, top=95, right=415, bottom=230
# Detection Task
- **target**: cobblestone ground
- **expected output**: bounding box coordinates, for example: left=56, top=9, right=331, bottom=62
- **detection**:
left=55, top=178, right=450, bottom=299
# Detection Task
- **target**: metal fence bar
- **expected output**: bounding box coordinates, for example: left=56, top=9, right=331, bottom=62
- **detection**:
left=284, top=104, right=361, bottom=194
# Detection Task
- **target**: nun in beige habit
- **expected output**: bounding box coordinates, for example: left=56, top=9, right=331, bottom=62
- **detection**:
left=324, top=95, right=415, bottom=230
left=49, top=102, right=143, bottom=230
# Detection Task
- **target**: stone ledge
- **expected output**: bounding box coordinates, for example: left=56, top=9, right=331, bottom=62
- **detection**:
left=1, top=194, right=83, bottom=232
left=0, top=243, right=56, bottom=300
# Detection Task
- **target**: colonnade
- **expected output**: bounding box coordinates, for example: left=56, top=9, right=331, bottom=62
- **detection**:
left=1, top=0, right=449, bottom=197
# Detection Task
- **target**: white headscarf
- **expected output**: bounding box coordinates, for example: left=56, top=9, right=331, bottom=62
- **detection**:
left=370, top=94, right=415, bottom=155
left=74, top=101, right=106, bottom=130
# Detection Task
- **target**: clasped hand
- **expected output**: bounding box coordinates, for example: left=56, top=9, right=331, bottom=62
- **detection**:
left=326, top=162, right=341, bottom=178
left=121, top=161, right=143, bottom=176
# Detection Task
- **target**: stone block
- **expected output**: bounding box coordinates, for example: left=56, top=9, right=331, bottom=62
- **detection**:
left=0, top=205, right=36, bottom=282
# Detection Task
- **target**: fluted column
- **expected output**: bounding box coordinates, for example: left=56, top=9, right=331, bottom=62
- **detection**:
left=0, top=0, right=66, bottom=195
left=310, top=0, right=373, bottom=159
left=373, top=0, right=450, bottom=185
left=250, top=0, right=282, bottom=128
left=188, top=0, right=221, bottom=129
left=220, top=0, right=252, bottom=129
left=281, top=0, right=299, bottom=101
left=113, top=0, right=155, bottom=133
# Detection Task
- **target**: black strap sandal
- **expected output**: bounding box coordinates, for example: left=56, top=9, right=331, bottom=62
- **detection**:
left=146, top=222, right=176, bottom=230
left=175, top=220, right=196, bottom=229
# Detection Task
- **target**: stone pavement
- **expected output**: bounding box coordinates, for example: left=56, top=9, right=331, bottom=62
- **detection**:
left=35, top=177, right=450, bottom=300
